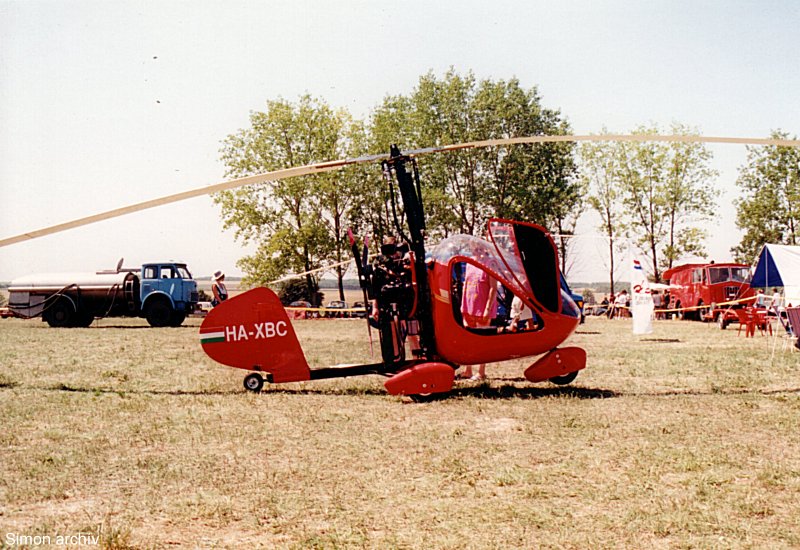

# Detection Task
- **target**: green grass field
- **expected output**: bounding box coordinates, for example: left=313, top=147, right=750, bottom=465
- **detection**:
left=1, top=315, right=799, bottom=549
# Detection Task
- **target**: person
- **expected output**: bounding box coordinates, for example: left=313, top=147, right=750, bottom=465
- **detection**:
left=606, top=293, right=616, bottom=319
left=595, top=296, right=609, bottom=317
left=211, top=270, right=228, bottom=307
left=755, top=288, right=766, bottom=308
left=771, top=288, right=782, bottom=312
left=614, top=289, right=629, bottom=318
left=509, top=294, right=535, bottom=332
left=652, top=291, right=663, bottom=319
left=459, top=263, right=498, bottom=381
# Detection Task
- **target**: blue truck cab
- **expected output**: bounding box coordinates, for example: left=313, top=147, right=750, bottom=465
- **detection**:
left=140, top=262, right=198, bottom=327
left=560, top=273, right=586, bottom=324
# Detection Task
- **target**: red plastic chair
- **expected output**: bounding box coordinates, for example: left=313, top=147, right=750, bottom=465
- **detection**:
left=735, top=308, right=755, bottom=337
left=754, top=309, right=772, bottom=336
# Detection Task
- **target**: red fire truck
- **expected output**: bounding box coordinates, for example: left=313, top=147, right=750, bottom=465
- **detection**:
left=662, top=262, right=754, bottom=327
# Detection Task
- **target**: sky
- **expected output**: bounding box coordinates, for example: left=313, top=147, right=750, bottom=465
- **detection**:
left=1, top=0, right=799, bottom=283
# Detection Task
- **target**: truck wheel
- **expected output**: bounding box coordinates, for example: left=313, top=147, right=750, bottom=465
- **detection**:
left=243, top=373, right=264, bottom=393
left=73, top=311, right=94, bottom=328
left=169, top=312, right=186, bottom=327
left=145, top=299, right=172, bottom=327
left=44, top=297, right=74, bottom=327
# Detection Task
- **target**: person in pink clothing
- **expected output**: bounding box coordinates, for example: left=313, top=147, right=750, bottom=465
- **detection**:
left=459, top=263, right=498, bottom=380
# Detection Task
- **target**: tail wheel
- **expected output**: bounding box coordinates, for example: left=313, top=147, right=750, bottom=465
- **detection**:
left=243, top=373, right=264, bottom=393
left=44, top=297, right=74, bottom=327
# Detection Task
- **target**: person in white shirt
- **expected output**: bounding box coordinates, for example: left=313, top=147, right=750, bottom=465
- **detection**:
left=771, top=288, right=782, bottom=310
left=509, top=295, right=535, bottom=332
left=614, top=290, right=629, bottom=318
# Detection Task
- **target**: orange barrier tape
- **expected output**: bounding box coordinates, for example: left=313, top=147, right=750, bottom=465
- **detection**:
left=285, top=306, right=367, bottom=314
left=584, top=295, right=758, bottom=314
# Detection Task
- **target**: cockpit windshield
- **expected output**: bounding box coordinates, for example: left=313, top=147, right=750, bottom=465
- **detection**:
left=430, top=234, right=526, bottom=299
left=488, top=220, right=561, bottom=312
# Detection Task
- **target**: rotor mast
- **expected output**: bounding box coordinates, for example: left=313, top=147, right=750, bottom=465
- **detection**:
left=382, top=145, right=437, bottom=359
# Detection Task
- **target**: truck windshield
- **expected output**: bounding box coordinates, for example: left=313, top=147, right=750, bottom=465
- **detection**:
left=176, top=266, right=191, bottom=279
left=731, top=267, right=748, bottom=282
left=708, top=267, right=729, bottom=284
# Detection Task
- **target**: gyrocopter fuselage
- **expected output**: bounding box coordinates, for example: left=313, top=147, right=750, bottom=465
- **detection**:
left=199, top=145, right=586, bottom=399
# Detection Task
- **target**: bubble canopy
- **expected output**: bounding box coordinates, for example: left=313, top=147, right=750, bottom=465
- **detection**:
left=429, top=219, right=569, bottom=315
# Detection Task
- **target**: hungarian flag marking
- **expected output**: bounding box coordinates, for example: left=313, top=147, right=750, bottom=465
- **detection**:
left=200, top=327, right=226, bottom=344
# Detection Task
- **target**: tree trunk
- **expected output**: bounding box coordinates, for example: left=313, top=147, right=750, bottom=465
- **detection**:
left=607, top=232, right=615, bottom=295
left=303, top=243, right=314, bottom=304
left=337, top=264, right=345, bottom=301
left=650, top=240, right=660, bottom=283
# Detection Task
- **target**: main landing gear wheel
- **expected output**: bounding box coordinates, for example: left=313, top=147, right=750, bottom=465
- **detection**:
left=409, top=392, right=443, bottom=403
left=549, top=371, right=579, bottom=385
left=243, top=373, right=264, bottom=393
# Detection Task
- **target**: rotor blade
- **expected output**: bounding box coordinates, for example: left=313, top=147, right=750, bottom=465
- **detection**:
left=404, top=134, right=800, bottom=155
left=0, top=152, right=389, bottom=248
left=2, top=134, right=799, bottom=249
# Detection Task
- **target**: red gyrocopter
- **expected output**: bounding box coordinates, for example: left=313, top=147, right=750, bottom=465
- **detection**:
left=199, top=146, right=586, bottom=400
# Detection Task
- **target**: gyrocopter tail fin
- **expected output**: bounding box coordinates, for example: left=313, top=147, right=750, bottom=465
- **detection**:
left=199, top=287, right=311, bottom=383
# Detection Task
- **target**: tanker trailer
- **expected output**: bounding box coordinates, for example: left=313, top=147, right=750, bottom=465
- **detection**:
left=7, top=261, right=198, bottom=328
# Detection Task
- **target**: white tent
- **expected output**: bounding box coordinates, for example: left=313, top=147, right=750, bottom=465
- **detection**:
left=750, top=244, right=800, bottom=307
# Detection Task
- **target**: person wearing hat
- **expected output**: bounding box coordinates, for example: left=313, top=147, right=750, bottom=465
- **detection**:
left=211, top=270, right=228, bottom=307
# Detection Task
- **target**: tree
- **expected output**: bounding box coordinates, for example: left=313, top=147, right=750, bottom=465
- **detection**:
left=471, top=78, right=581, bottom=272
left=278, top=278, right=322, bottom=306
left=614, top=125, right=718, bottom=282
left=615, top=130, right=668, bottom=281
left=218, top=72, right=581, bottom=292
left=581, top=136, right=622, bottom=294
left=215, top=95, right=361, bottom=302
left=408, top=69, right=483, bottom=236
left=369, top=69, right=580, bottom=252
left=732, top=130, right=800, bottom=262
left=362, top=94, right=417, bottom=241
left=662, top=123, right=719, bottom=270
left=314, top=119, right=372, bottom=300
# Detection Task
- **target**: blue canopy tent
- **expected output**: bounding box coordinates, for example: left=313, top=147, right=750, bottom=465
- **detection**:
left=750, top=244, right=800, bottom=307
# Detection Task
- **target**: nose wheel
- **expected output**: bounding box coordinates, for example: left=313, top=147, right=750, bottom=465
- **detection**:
left=243, top=372, right=264, bottom=393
